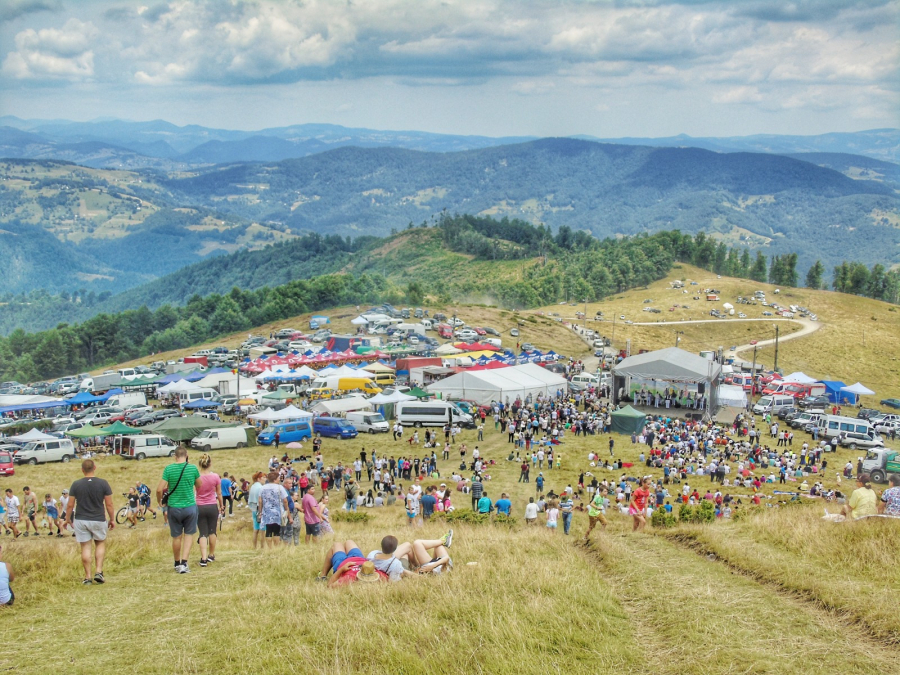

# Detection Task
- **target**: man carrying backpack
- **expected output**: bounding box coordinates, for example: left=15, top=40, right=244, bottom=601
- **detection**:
left=344, top=479, right=357, bottom=512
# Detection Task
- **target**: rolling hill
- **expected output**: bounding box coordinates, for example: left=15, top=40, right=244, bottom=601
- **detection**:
left=161, top=139, right=900, bottom=272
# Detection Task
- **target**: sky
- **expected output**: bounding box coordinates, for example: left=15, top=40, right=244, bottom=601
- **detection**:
left=0, top=0, right=897, bottom=138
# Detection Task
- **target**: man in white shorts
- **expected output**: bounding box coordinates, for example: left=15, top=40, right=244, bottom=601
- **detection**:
left=65, top=459, right=115, bottom=585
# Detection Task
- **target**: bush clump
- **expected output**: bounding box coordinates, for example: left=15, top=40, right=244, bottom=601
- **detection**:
left=651, top=509, right=677, bottom=528
left=434, top=511, right=517, bottom=526
left=331, top=510, right=372, bottom=524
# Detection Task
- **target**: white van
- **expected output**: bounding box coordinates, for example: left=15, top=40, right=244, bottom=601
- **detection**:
left=190, top=427, right=249, bottom=451
left=420, top=319, right=433, bottom=330
left=822, top=415, right=875, bottom=440
left=120, top=434, right=178, bottom=460
left=397, top=401, right=474, bottom=428
left=570, top=373, right=599, bottom=391
left=752, top=395, right=795, bottom=415
left=106, top=392, right=147, bottom=409
left=346, top=411, right=390, bottom=434
left=14, top=438, right=77, bottom=465
left=177, top=389, right=218, bottom=405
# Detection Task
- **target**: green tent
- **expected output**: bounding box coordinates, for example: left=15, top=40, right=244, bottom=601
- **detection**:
left=102, top=421, right=143, bottom=435
left=146, top=416, right=234, bottom=442
left=121, top=376, right=157, bottom=388
left=65, top=424, right=107, bottom=438
left=262, top=389, right=296, bottom=400
left=610, top=405, right=647, bottom=435
left=407, top=387, right=431, bottom=399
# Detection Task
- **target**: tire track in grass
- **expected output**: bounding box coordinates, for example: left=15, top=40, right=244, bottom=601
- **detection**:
left=579, top=534, right=898, bottom=675
left=661, top=530, right=900, bottom=647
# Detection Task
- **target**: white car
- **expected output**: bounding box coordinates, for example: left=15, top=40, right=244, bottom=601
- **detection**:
left=289, top=340, right=314, bottom=351
left=738, top=313, right=747, bottom=318
left=449, top=318, right=465, bottom=327
left=619, top=315, right=625, bottom=320
left=874, top=420, right=900, bottom=435
left=124, top=404, right=152, bottom=414
left=455, top=328, right=478, bottom=339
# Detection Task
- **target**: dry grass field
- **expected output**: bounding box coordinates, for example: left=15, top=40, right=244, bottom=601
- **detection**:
left=2, top=407, right=898, bottom=674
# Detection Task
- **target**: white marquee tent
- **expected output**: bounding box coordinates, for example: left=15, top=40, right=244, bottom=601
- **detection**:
left=310, top=395, right=373, bottom=415
left=782, top=371, right=817, bottom=384
left=425, top=363, right=567, bottom=405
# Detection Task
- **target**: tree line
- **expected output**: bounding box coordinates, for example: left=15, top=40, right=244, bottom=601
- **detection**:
left=1, top=213, right=899, bottom=383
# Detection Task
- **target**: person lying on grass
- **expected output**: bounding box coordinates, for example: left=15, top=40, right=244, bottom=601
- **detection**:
left=317, top=531, right=453, bottom=585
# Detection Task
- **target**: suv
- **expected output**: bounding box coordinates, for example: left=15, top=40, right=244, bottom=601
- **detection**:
left=839, top=432, right=884, bottom=450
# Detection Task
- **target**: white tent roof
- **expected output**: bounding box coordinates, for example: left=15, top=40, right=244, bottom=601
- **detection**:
left=310, top=396, right=373, bottom=414
left=8, top=427, right=58, bottom=443
left=361, top=362, right=394, bottom=373
left=426, top=363, right=567, bottom=405
left=841, top=382, right=875, bottom=396
left=718, top=384, right=748, bottom=408
left=783, top=371, right=817, bottom=384
left=369, top=390, right=416, bottom=404
left=247, top=407, right=284, bottom=421
left=614, top=347, right=722, bottom=383
left=248, top=404, right=313, bottom=422
left=158, top=380, right=204, bottom=394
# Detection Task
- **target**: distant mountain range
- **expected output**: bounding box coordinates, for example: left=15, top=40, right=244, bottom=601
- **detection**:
left=1, top=116, right=897, bottom=168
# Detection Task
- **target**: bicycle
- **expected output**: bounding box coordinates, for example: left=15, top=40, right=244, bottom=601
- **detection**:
left=115, top=494, right=139, bottom=525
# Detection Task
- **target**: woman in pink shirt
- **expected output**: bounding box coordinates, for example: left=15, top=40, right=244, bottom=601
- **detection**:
left=196, top=454, right=223, bottom=567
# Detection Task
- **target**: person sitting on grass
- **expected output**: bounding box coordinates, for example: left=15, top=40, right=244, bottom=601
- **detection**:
left=317, top=540, right=389, bottom=587
left=0, top=544, right=13, bottom=607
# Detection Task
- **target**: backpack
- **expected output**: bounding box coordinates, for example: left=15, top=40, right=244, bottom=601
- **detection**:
left=345, top=484, right=355, bottom=501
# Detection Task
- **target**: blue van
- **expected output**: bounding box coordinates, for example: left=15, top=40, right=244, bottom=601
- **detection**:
left=313, top=416, right=358, bottom=439
left=257, top=420, right=312, bottom=446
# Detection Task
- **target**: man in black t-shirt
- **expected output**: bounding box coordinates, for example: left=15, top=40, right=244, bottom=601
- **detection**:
left=65, top=459, right=114, bottom=585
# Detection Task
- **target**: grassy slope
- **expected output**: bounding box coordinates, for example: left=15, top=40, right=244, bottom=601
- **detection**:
left=2, top=402, right=898, bottom=673
left=536, top=263, right=900, bottom=401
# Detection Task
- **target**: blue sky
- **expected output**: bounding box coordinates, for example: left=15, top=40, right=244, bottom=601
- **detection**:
left=1, top=0, right=897, bottom=137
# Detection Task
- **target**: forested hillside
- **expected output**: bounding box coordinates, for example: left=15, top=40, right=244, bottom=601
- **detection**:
left=161, top=139, right=900, bottom=273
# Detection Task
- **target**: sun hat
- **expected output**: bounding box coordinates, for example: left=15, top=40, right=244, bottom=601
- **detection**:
left=356, top=560, right=381, bottom=583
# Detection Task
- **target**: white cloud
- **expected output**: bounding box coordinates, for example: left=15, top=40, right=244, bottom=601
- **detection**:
left=1, top=18, right=97, bottom=80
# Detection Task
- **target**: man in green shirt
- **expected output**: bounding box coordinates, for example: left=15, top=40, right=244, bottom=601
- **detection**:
left=477, top=491, right=492, bottom=514
left=156, top=447, right=201, bottom=574
left=584, top=488, right=608, bottom=541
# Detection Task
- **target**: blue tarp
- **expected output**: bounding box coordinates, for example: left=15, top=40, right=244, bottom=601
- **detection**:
left=820, top=380, right=856, bottom=404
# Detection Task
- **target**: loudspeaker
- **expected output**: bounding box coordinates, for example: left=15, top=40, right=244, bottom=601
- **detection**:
left=698, top=383, right=706, bottom=395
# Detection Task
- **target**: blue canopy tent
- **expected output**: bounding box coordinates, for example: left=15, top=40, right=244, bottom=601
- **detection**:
left=155, top=373, right=185, bottom=385
left=181, top=399, right=222, bottom=409
left=819, top=380, right=855, bottom=404
left=65, top=391, right=105, bottom=406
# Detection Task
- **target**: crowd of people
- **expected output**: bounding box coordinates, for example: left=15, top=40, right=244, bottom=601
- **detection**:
left=2, top=385, right=899, bottom=605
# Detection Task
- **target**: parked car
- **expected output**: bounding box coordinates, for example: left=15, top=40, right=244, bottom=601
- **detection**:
left=510, top=328, right=520, bottom=337
left=797, top=395, right=830, bottom=410
left=880, top=398, right=900, bottom=409
left=482, top=326, right=500, bottom=336
left=839, top=432, right=884, bottom=450
left=857, top=408, right=883, bottom=421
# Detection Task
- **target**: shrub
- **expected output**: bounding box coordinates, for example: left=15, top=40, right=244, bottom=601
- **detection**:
left=651, top=509, right=676, bottom=528
left=434, top=510, right=517, bottom=526
left=679, top=503, right=694, bottom=522
left=696, top=499, right=716, bottom=523
left=331, top=510, right=372, bottom=524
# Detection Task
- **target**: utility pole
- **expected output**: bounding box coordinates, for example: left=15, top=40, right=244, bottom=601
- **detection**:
left=751, top=345, right=758, bottom=395
left=773, top=324, right=780, bottom=373
left=583, top=297, right=587, bottom=332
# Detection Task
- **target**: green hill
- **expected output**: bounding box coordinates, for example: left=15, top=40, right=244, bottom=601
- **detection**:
left=162, top=139, right=900, bottom=273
